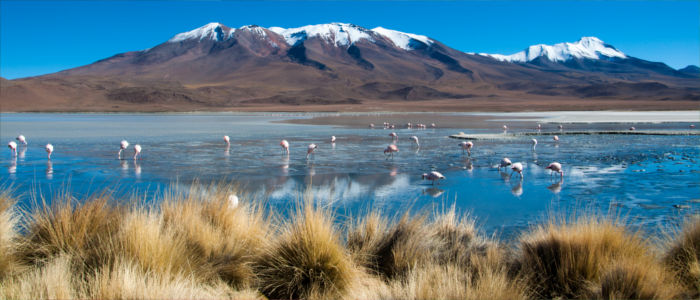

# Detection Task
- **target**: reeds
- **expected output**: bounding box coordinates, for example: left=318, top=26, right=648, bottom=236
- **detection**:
left=0, top=186, right=696, bottom=299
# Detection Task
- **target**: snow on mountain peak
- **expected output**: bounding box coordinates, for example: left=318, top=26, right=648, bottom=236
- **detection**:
left=371, top=27, right=433, bottom=50
left=168, top=22, right=234, bottom=43
left=269, top=23, right=373, bottom=46
left=481, top=36, right=626, bottom=63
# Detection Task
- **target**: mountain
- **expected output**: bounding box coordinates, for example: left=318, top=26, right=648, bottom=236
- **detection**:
left=2, top=23, right=698, bottom=112
left=679, top=65, right=700, bottom=75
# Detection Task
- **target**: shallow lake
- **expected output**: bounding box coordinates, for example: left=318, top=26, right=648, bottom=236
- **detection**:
left=1, top=113, right=698, bottom=238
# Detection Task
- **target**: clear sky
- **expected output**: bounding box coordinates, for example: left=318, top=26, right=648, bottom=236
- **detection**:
left=1, top=0, right=698, bottom=79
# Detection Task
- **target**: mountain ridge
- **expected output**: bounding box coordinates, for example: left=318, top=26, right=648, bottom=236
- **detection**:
left=1, top=22, right=698, bottom=112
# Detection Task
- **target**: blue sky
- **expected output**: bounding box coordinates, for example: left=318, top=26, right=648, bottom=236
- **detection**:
left=1, top=0, right=698, bottom=79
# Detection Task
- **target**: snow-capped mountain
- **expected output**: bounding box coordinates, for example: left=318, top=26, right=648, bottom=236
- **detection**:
left=166, top=22, right=434, bottom=50
left=4, top=22, right=697, bottom=112
left=481, top=37, right=626, bottom=63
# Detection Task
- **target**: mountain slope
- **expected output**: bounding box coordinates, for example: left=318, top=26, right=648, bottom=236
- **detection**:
left=2, top=23, right=698, bottom=112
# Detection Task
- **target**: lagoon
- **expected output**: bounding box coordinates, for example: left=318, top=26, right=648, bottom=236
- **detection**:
left=1, top=112, right=698, bottom=237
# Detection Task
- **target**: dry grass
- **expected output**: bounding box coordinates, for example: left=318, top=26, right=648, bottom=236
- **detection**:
left=665, top=216, right=700, bottom=297
left=0, top=191, right=20, bottom=279
left=516, top=215, right=679, bottom=299
left=0, top=187, right=696, bottom=299
left=256, top=201, right=356, bottom=299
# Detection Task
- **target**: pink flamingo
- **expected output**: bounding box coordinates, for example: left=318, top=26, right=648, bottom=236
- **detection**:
left=45, top=143, right=54, bottom=160
left=430, top=123, right=436, bottom=128
left=459, top=141, right=473, bottom=156
left=499, top=157, right=512, bottom=169
left=133, top=144, right=142, bottom=160
left=389, top=132, right=398, bottom=141
left=511, top=162, right=523, bottom=179
left=536, top=124, right=542, bottom=130
left=118, top=140, right=129, bottom=159
left=306, top=143, right=317, bottom=159
left=410, top=136, right=419, bottom=146
left=691, top=124, right=696, bottom=129
left=8, top=141, right=17, bottom=156
left=502, top=125, right=508, bottom=131
left=228, top=194, right=239, bottom=209
left=280, top=140, right=289, bottom=154
left=553, top=135, right=559, bottom=141
left=16, top=135, right=26, bottom=145
left=629, top=127, right=635, bottom=131
left=223, top=135, right=230, bottom=145
left=422, top=171, right=445, bottom=185
left=369, top=123, right=375, bottom=128
left=532, top=138, right=538, bottom=150
left=384, top=144, right=399, bottom=159
left=545, top=162, right=564, bottom=178
left=558, top=125, right=563, bottom=130
left=406, top=122, right=412, bottom=129
left=331, top=136, right=336, bottom=143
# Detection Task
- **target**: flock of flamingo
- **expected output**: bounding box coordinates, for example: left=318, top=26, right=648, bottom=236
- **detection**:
left=8, top=120, right=646, bottom=187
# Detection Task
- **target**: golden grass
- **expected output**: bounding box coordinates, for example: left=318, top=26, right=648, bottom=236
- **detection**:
left=665, top=216, right=700, bottom=297
left=0, top=187, right=696, bottom=299
left=516, top=215, right=679, bottom=299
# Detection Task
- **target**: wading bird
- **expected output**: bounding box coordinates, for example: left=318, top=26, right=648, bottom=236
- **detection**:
left=45, top=143, right=54, bottom=160
left=118, top=140, right=129, bottom=159
left=306, top=143, right=317, bottom=159
left=369, top=123, right=374, bottom=128
left=511, top=162, right=523, bottom=179
left=331, top=136, right=336, bottom=143
left=133, top=144, right=141, bottom=160
left=629, top=127, right=636, bottom=131
left=558, top=125, right=563, bottom=130
left=16, top=135, right=26, bottom=145
left=280, top=140, right=289, bottom=154
left=228, top=194, right=239, bottom=209
left=410, top=136, right=419, bottom=146
left=460, top=141, right=473, bottom=156
left=553, top=135, right=559, bottom=141
left=8, top=141, right=17, bottom=156
left=223, top=135, right=230, bottom=145
left=545, top=162, right=564, bottom=178
left=499, top=157, right=512, bottom=169
left=389, top=132, right=398, bottom=141
left=422, top=171, right=445, bottom=185
left=384, top=144, right=399, bottom=159
left=532, top=138, right=538, bottom=150
left=502, top=125, right=508, bottom=131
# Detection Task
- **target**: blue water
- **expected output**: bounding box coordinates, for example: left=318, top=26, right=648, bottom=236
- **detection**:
left=1, top=113, right=698, bottom=237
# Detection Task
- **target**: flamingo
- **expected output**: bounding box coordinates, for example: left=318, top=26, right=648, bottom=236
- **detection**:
left=430, top=123, right=436, bottom=128
left=410, top=136, right=419, bottom=146
left=389, top=132, right=398, bottom=141
left=133, top=144, right=142, bottom=160
left=384, top=144, right=399, bottom=159
left=406, top=122, right=412, bottom=129
left=499, top=157, right=512, bottom=169
left=223, top=135, right=230, bottom=145
left=459, top=141, right=473, bottom=156
left=8, top=141, right=17, bottom=156
left=306, top=143, right=317, bottom=159
left=629, top=126, right=636, bottom=131
left=369, top=123, right=375, bottom=128
left=45, top=143, right=54, bottom=160
left=16, top=135, right=26, bottom=145
left=531, top=138, right=538, bottom=150
left=422, top=171, right=445, bottom=185
left=691, top=124, right=696, bottom=129
left=511, top=162, right=523, bottom=179
left=545, top=162, right=564, bottom=178
left=228, top=194, right=239, bottom=209
left=536, top=124, right=542, bottom=130
left=553, top=135, right=559, bottom=141
left=331, top=136, right=336, bottom=143
left=280, top=140, right=289, bottom=154
left=558, top=125, right=563, bottom=130
left=118, top=140, right=129, bottom=159
left=502, top=125, right=508, bottom=131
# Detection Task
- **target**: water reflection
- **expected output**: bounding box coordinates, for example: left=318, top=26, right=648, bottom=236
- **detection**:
left=8, top=158, right=16, bottom=175
left=18, top=146, right=26, bottom=160
left=548, top=179, right=563, bottom=194
left=46, top=161, right=53, bottom=180
left=134, top=161, right=141, bottom=178
left=424, top=187, right=445, bottom=198
left=511, top=181, right=523, bottom=197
